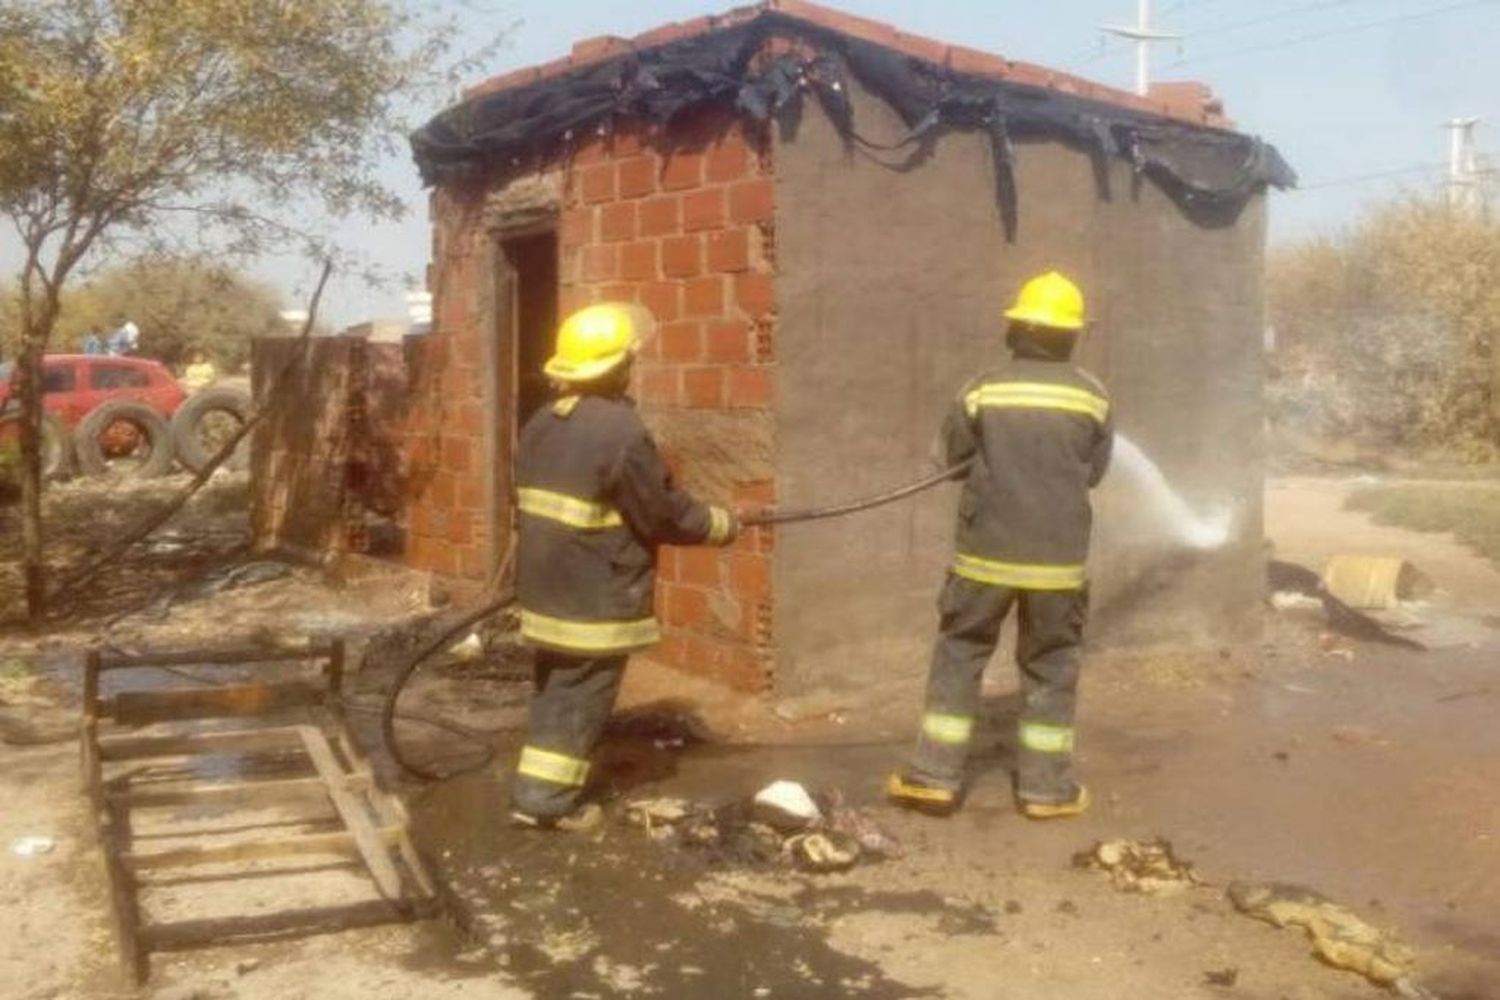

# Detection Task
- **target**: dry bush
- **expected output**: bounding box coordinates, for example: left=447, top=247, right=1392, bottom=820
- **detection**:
left=1269, top=195, right=1500, bottom=462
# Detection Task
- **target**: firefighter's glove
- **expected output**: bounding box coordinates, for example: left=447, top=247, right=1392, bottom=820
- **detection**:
left=706, top=506, right=739, bottom=546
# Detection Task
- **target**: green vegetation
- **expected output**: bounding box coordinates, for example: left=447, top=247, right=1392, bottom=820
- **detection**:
left=1346, top=482, right=1500, bottom=566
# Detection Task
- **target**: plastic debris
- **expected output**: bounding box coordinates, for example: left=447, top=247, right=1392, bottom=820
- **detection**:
left=448, top=632, right=484, bottom=662
left=1322, top=555, right=1432, bottom=611
left=10, top=836, right=56, bottom=857
left=1072, top=838, right=1202, bottom=895
left=752, top=780, right=821, bottom=831
left=1228, top=882, right=1417, bottom=987
left=785, top=831, right=859, bottom=873
left=624, top=797, right=694, bottom=836
left=621, top=783, right=899, bottom=873
left=1268, top=559, right=1426, bottom=651
left=821, top=788, right=903, bottom=859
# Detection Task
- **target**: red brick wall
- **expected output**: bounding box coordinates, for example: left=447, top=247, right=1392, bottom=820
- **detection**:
left=558, top=109, right=778, bottom=692
left=417, top=110, right=779, bottom=691
left=403, top=182, right=492, bottom=582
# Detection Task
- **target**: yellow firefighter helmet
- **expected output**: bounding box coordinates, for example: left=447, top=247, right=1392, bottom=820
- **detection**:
left=1003, top=271, right=1087, bottom=332
left=544, top=303, right=652, bottom=383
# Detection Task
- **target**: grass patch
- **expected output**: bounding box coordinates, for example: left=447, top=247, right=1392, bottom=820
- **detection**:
left=1346, top=482, right=1500, bottom=567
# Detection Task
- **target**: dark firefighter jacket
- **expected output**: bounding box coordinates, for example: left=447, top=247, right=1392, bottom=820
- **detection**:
left=939, top=357, right=1114, bottom=590
left=515, top=393, right=734, bottom=656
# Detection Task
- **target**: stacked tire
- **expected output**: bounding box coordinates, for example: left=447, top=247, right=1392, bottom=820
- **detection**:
left=74, top=401, right=175, bottom=478
left=170, top=387, right=250, bottom=474
left=11, top=385, right=253, bottom=483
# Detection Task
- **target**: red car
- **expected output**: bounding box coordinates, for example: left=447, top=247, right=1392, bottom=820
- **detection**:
left=0, top=355, right=187, bottom=477
left=0, top=355, right=186, bottom=424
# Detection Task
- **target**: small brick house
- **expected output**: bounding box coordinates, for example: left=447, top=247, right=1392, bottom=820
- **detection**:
left=255, top=1, right=1290, bottom=694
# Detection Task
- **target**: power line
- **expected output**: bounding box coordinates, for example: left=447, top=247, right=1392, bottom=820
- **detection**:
left=1063, top=37, right=1124, bottom=66
left=1067, top=0, right=1372, bottom=68
left=1160, top=0, right=1239, bottom=16
left=1188, top=0, right=1373, bottom=40
left=1292, top=161, right=1446, bottom=191
left=1173, top=0, right=1500, bottom=66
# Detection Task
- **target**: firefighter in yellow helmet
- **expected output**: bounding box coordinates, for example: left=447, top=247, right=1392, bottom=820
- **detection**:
left=889, top=271, right=1113, bottom=820
left=510, top=303, right=737, bottom=830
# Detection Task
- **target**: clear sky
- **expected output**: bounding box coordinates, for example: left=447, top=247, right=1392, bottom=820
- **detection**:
left=13, top=0, right=1500, bottom=326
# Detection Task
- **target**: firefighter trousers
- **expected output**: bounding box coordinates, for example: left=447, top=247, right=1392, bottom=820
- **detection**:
left=510, top=650, right=627, bottom=819
left=908, top=574, right=1087, bottom=804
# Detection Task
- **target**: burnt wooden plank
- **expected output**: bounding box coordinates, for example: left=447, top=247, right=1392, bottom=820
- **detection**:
left=98, top=727, right=303, bottom=762
left=332, top=731, right=437, bottom=899
left=95, top=644, right=338, bottom=671
left=123, top=826, right=400, bottom=870
left=106, top=681, right=326, bottom=725
left=139, top=898, right=417, bottom=951
left=110, top=775, right=356, bottom=809
left=296, top=726, right=405, bottom=901
left=100, top=795, right=148, bottom=984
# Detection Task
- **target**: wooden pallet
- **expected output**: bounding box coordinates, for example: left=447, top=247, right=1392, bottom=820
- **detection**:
left=82, top=643, right=437, bottom=984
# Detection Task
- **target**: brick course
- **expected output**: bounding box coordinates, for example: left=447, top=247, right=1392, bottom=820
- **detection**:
left=535, top=110, right=778, bottom=689
left=399, top=108, right=781, bottom=690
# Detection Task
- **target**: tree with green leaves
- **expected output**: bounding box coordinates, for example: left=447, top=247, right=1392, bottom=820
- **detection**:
left=0, top=0, right=498, bottom=618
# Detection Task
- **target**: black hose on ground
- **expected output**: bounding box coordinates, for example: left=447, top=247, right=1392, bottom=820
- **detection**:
left=381, top=586, right=517, bottom=782
left=382, top=460, right=972, bottom=781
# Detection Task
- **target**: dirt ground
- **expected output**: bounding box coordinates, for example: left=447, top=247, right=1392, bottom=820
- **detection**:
left=1, top=473, right=1497, bottom=999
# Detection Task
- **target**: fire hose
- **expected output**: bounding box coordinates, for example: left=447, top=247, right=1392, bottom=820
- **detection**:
left=381, top=459, right=973, bottom=780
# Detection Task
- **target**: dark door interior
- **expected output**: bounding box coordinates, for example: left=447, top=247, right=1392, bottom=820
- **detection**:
left=505, top=232, right=559, bottom=429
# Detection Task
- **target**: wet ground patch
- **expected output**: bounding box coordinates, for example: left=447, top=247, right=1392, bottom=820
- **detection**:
left=408, top=757, right=997, bottom=998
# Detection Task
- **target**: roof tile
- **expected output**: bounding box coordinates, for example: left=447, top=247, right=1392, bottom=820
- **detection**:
left=944, top=43, right=1012, bottom=80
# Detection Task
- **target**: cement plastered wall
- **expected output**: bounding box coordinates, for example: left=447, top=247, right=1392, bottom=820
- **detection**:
left=773, top=81, right=1267, bottom=695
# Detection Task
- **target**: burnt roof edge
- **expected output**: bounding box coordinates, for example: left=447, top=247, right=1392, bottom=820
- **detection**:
left=411, top=10, right=1296, bottom=233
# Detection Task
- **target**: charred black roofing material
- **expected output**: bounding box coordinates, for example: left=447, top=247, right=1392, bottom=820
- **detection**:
left=410, top=12, right=1295, bottom=236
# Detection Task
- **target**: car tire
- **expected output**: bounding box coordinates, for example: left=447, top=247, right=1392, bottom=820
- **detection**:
left=170, top=386, right=251, bottom=473
left=74, top=400, right=175, bottom=478
left=0, top=412, right=73, bottom=481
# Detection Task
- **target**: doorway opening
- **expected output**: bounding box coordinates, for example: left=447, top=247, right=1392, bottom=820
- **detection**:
left=485, top=228, right=558, bottom=579
left=504, top=232, right=559, bottom=429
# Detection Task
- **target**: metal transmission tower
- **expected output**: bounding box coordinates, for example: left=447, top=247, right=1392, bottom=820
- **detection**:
left=1445, top=116, right=1482, bottom=212
left=1101, top=0, right=1181, bottom=96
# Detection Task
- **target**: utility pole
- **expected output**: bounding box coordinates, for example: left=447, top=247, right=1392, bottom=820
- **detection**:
left=1445, top=117, right=1481, bottom=213
left=1449, top=118, right=1500, bottom=425
left=1101, top=0, right=1181, bottom=97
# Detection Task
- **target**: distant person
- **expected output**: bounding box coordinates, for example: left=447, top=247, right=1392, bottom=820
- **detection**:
left=107, top=317, right=140, bottom=356
left=181, top=350, right=218, bottom=392
left=887, top=271, right=1114, bottom=822
left=82, top=326, right=105, bottom=355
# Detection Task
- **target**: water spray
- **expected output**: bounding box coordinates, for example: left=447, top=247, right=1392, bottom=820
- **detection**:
left=1111, top=435, right=1234, bottom=551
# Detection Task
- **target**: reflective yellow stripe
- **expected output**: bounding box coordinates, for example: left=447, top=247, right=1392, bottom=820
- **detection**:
left=1020, top=722, right=1075, bottom=754
left=952, top=553, right=1086, bottom=590
left=964, top=382, right=1110, bottom=423
left=706, top=506, right=733, bottom=545
left=519, top=609, right=661, bottom=652
left=517, top=487, right=624, bottom=530
left=553, top=395, right=581, bottom=417
left=921, top=712, right=974, bottom=745
left=517, top=745, right=590, bottom=787
left=888, top=774, right=957, bottom=804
